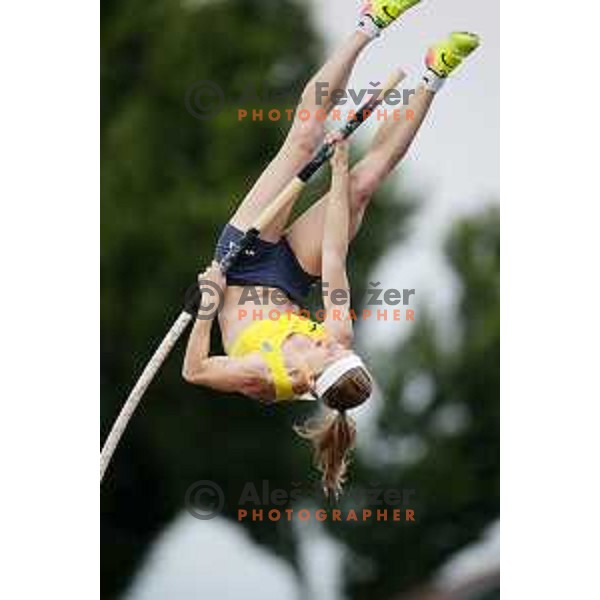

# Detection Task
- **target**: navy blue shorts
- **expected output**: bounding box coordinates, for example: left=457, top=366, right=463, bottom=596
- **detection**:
left=214, top=224, right=319, bottom=306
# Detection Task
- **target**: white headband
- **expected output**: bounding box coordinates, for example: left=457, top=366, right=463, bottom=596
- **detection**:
left=315, top=354, right=370, bottom=398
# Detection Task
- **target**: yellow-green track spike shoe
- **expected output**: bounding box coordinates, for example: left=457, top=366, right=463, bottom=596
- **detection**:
left=425, top=31, right=480, bottom=77
left=359, top=0, right=422, bottom=31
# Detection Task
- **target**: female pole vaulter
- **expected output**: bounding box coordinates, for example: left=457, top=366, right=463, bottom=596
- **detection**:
left=183, top=0, right=479, bottom=497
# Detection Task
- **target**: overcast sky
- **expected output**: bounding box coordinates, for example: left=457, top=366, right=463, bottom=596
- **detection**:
left=309, top=0, right=500, bottom=349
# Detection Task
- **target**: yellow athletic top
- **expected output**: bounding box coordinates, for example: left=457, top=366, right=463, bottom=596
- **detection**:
left=228, top=314, right=326, bottom=401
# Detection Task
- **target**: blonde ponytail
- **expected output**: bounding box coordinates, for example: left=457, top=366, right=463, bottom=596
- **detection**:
left=294, top=409, right=357, bottom=499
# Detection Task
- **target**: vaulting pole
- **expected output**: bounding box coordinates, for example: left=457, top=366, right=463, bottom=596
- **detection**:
left=100, top=68, right=406, bottom=482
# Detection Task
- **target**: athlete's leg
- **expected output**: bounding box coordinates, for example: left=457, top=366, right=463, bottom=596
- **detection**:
left=228, top=0, right=423, bottom=241
left=228, top=31, right=372, bottom=241
left=344, top=84, right=435, bottom=233
left=287, top=32, right=480, bottom=275
left=286, top=85, right=434, bottom=274
left=349, top=32, right=481, bottom=234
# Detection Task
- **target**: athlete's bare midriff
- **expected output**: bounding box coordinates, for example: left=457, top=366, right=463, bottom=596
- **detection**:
left=218, top=285, right=302, bottom=350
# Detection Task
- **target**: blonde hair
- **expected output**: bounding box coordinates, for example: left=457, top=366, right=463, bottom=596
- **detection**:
left=294, top=366, right=372, bottom=498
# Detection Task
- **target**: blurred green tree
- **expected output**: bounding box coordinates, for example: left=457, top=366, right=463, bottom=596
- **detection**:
left=329, top=207, right=500, bottom=600
left=101, top=0, right=321, bottom=593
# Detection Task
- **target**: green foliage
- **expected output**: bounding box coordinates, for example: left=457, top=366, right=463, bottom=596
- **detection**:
left=101, top=0, right=324, bottom=595
left=334, top=207, right=500, bottom=599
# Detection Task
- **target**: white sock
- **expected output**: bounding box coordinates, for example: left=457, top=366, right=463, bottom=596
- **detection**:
left=422, top=69, right=446, bottom=93
left=357, top=15, right=381, bottom=39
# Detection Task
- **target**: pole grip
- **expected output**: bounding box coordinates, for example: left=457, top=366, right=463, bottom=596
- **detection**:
left=298, top=67, right=406, bottom=182
left=379, top=67, right=407, bottom=100
left=253, top=178, right=306, bottom=232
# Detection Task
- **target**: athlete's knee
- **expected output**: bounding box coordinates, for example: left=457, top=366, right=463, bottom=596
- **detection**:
left=288, top=121, right=322, bottom=159
left=350, top=171, right=377, bottom=210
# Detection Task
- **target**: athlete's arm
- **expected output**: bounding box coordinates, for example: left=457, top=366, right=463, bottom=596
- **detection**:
left=183, top=351, right=262, bottom=396
left=321, top=140, right=354, bottom=348
left=182, top=264, right=263, bottom=396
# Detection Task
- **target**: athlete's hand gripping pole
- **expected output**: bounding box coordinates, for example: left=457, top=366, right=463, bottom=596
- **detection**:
left=100, top=67, right=405, bottom=483
left=251, top=67, right=406, bottom=233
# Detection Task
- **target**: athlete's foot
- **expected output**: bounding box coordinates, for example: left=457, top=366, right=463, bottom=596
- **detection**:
left=425, top=31, right=480, bottom=78
left=358, top=0, right=422, bottom=37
